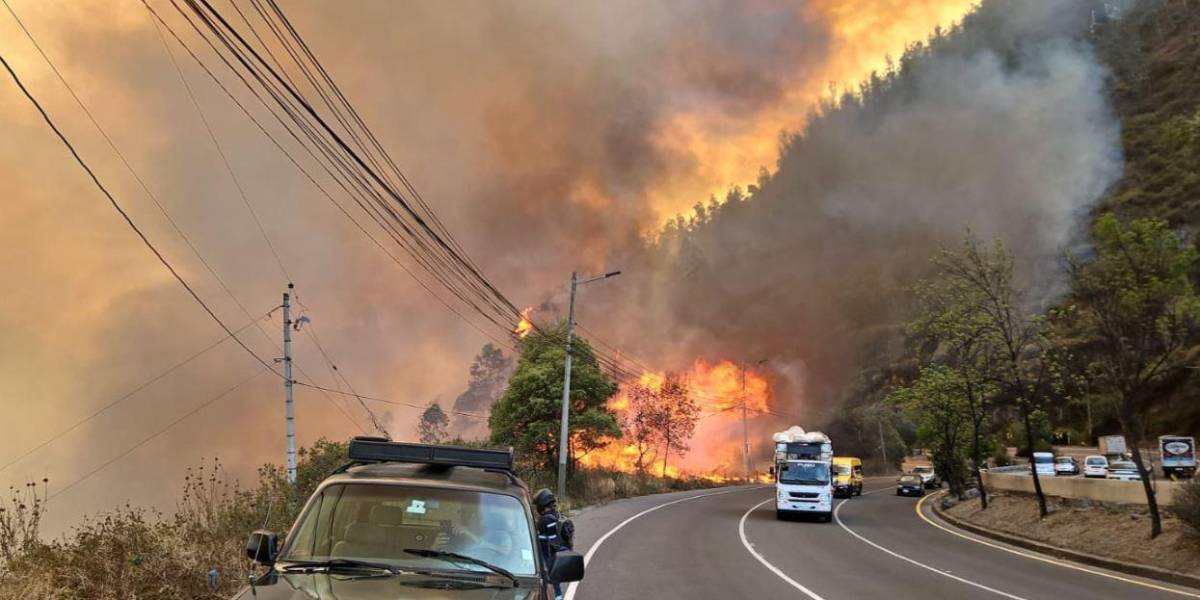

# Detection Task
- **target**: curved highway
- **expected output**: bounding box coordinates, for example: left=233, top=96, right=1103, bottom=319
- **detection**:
left=564, top=479, right=1200, bottom=600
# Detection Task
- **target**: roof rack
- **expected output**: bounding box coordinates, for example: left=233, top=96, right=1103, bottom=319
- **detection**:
left=346, top=436, right=515, bottom=473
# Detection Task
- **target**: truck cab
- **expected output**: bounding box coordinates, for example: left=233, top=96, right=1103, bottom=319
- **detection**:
left=775, top=460, right=833, bottom=521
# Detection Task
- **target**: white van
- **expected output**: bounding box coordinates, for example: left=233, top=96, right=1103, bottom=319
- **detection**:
left=1032, top=451, right=1055, bottom=477
left=1083, top=454, right=1108, bottom=478
left=775, top=460, right=833, bottom=522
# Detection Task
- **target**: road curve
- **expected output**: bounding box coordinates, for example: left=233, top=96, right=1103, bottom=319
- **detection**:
left=565, top=480, right=1200, bottom=600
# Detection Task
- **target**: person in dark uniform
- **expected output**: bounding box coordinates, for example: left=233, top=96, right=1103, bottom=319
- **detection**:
left=533, top=489, right=572, bottom=600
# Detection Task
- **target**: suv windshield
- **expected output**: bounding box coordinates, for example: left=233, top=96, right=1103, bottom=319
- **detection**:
left=912, top=466, right=932, bottom=474
left=1056, top=457, right=1073, bottom=464
left=279, top=483, right=537, bottom=576
left=779, top=462, right=830, bottom=485
left=1086, top=457, right=1106, bottom=466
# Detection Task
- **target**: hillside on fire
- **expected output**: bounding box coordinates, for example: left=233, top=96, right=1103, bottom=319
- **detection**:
left=451, top=0, right=1200, bottom=478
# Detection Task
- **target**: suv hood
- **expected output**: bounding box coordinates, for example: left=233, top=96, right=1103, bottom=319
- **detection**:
left=231, top=571, right=539, bottom=600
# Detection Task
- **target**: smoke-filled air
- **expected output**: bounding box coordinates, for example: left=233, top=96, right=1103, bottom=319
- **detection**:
left=0, top=0, right=1124, bottom=537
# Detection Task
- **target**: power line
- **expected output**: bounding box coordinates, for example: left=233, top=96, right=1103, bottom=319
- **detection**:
left=0, top=48, right=280, bottom=377
left=0, top=3, right=371, bottom=439
left=293, top=381, right=489, bottom=420
left=0, top=308, right=274, bottom=475
left=46, top=367, right=269, bottom=503
left=142, top=0, right=520, bottom=352
left=150, top=13, right=290, bottom=283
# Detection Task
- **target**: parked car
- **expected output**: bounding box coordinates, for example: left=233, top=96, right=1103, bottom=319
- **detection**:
left=896, top=474, right=925, bottom=497
left=911, top=465, right=941, bottom=489
left=1107, top=460, right=1142, bottom=481
left=1053, top=456, right=1080, bottom=476
left=1083, top=455, right=1108, bottom=478
left=1032, top=451, right=1056, bottom=477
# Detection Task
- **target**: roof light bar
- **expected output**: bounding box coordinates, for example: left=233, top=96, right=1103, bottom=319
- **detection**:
left=348, top=437, right=514, bottom=471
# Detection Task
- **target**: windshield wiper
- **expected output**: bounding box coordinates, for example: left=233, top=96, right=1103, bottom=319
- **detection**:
left=403, top=548, right=518, bottom=587
left=281, top=558, right=404, bottom=575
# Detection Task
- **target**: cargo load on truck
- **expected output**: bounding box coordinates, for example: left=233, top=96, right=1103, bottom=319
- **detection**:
left=1098, top=434, right=1127, bottom=458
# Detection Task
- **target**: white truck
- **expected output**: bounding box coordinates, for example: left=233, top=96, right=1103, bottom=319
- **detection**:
left=1160, top=435, right=1196, bottom=479
left=772, top=426, right=834, bottom=522
left=1098, top=434, right=1127, bottom=459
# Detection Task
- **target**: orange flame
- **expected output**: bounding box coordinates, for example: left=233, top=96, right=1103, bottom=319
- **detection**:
left=514, top=307, right=534, bottom=338
left=578, top=359, right=775, bottom=481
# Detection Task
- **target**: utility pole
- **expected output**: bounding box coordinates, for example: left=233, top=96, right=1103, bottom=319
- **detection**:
left=741, top=364, right=750, bottom=482
left=557, top=269, right=621, bottom=502
left=557, top=272, right=578, bottom=502
left=741, top=359, right=767, bottom=482
left=283, top=283, right=297, bottom=484
left=876, top=402, right=888, bottom=467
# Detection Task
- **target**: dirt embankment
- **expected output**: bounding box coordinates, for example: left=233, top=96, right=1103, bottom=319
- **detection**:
left=945, top=493, right=1200, bottom=575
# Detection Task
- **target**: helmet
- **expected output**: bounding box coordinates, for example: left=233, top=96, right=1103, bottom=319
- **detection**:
left=533, top=488, right=557, bottom=510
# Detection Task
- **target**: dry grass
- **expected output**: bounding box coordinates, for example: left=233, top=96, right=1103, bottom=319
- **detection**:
left=0, top=441, right=719, bottom=599
left=947, top=493, right=1200, bottom=574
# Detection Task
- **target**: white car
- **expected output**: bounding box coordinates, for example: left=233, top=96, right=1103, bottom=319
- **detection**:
left=1054, top=456, right=1080, bottom=476
left=1107, top=460, right=1142, bottom=481
left=1083, top=455, right=1108, bottom=478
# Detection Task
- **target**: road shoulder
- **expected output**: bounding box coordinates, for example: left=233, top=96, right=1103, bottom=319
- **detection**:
left=928, top=492, right=1200, bottom=592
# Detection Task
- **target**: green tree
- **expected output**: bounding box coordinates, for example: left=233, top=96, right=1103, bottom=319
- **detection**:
left=1066, top=214, right=1200, bottom=537
left=418, top=401, right=450, bottom=444
left=489, top=322, right=620, bottom=472
left=930, top=236, right=1058, bottom=517
left=452, top=343, right=513, bottom=438
left=912, top=257, right=1001, bottom=509
left=888, top=366, right=973, bottom=496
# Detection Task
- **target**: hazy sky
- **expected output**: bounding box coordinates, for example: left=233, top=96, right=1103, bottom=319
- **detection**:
left=0, top=0, right=976, bottom=535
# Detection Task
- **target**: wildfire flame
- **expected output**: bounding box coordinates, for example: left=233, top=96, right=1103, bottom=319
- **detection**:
left=514, top=307, right=534, bottom=338
left=578, top=359, right=776, bottom=481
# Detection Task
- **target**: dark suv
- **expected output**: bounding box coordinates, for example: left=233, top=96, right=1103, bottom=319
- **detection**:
left=233, top=437, right=584, bottom=599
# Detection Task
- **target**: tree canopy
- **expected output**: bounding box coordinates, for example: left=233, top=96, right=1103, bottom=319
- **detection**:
left=488, top=322, right=620, bottom=471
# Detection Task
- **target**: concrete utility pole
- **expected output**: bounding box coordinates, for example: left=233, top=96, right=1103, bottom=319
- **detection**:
left=741, top=359, right=767, bottom=482
left=742, top=366, right=750, bottom=482
left=283, top=283, right=297, bottom=484
left=558, top=269, right=621, bottom=502
left=876, top=402, right=888, bottom=466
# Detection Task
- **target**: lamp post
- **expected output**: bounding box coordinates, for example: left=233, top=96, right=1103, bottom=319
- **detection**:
left=558, top=269, right=622, bottom=501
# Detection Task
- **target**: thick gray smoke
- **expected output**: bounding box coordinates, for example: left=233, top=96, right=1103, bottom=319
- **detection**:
left=584, top=0, right=1123, bottom=426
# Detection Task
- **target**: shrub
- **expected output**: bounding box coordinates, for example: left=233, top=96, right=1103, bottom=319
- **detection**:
left=1175, top=477, right=1200, bottom=544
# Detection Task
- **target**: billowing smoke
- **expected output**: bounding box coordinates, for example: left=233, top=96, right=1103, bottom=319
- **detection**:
left=570, top=0, right=1124, bottom=473
left=0, top=0, right=1119, bottom=531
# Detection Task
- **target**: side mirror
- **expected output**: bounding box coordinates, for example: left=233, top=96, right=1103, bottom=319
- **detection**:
left=768, top=466, right=775, bottom=476
left=549, top=551, right=585, bottom=583
left=246, top=530, right=279, bottom=565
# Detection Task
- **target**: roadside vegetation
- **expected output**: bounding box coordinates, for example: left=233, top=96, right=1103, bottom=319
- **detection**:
left=0, top=437, right=715, bottom=600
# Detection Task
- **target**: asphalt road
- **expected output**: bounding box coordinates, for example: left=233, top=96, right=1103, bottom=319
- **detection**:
left=563, top=479, right=1200, bottom=600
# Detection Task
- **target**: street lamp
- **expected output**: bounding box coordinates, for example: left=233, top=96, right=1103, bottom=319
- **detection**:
left=558, top=269, right=622, bottom=501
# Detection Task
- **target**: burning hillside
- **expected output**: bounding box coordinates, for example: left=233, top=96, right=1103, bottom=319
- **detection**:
left=578, top=359, right=783, bottom=480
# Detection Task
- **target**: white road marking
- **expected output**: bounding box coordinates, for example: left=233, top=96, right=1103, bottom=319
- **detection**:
left=562, top=486, right=763, bottom=600
left=833, top=494, right=1031, bottom=599
left=737, top=498, right=829, bottom=600
left=915, top=493, right=1200, bottom=598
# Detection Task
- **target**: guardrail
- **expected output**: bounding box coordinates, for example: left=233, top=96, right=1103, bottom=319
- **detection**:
left=982, top=469, right=1187, bottom=505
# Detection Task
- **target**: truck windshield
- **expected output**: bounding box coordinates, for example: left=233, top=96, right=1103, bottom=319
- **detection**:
left=278, top=483, right=537, bottom=576
left=779, top=462, right=830, bottom=485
